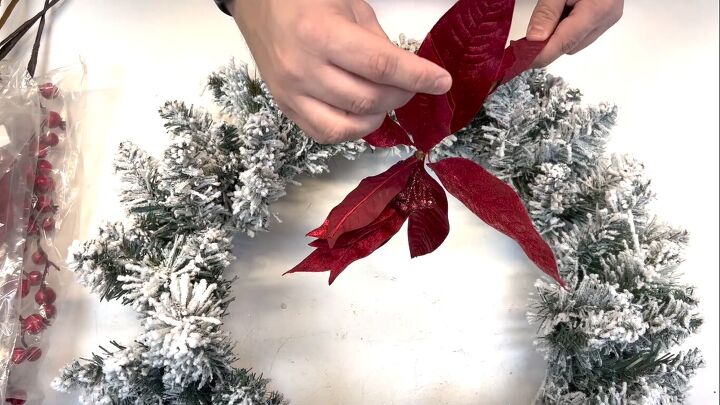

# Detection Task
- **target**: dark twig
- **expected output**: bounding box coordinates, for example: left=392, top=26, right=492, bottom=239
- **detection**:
left=0, top=0, right=61, bottom=62
left=27, top=0, right=52, bottom=76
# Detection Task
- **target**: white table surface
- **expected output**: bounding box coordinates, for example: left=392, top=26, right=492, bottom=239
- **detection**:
left=2, top=1, right=718, bottom=404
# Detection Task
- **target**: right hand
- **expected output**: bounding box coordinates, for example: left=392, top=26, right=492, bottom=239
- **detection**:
left=230, top=0, right=452, bottom=144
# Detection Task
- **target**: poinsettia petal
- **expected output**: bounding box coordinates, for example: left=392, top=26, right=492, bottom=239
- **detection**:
left=494, top=38, right=547, bottom=88
left=310, top=205, right=401, bottom=249
left=429, top=158, right=564, bottom=285
left=397, top=166, right=450, bottom=258
left=395, top=37, right=454, bottom=152
left=307, top=219, right=329, bottom=238
left=364, top=115, right=413, bottom=148
left=286, top=205, right=408, bottom=284
left=308, top=239, right=325, bottom=248
left=324, top=157, right=417, bottom=247
left=396, top=0, right=514, bottom=152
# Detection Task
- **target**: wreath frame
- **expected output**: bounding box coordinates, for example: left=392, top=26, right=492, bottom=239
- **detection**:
left=52, top=58, right=703, bottom=404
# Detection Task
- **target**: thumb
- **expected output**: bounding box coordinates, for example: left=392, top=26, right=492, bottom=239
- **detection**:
left=527, top=0, right=567, bottom=41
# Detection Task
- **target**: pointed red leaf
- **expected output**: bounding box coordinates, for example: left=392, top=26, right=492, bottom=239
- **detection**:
left=494, top=38, right=547, bottom=88
left=429, top=158, right=564, bottom=285
left=364, top=116, right=413, bottom=148
left=396, top=0, right=514, bottom=151
left=395, top=166, right=449, bottom=258
left=307, top=219, right=329, bottom=238
left=286, top=205, right=408, bottom=284
left=310, top=205, right=401, bottom=249
left=308, top=239, right=324, bottom=248
left=323, top=157, right=417, bottom=247
left=395, top=37, right=454, bottom=152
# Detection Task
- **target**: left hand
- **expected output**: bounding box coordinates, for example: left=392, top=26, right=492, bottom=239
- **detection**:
left=527, top=0, right=624, bottom=67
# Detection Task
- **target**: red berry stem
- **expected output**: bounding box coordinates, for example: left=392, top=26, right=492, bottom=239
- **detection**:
left=13, top=86, right=65, bottom=368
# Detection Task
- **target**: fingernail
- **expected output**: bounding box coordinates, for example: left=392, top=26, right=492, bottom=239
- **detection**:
left=433, top=75, right=452, bottom=94
left=527, top=25, right=546, bottom=40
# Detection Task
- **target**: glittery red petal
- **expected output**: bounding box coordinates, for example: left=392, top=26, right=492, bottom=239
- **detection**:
left=430, top=158, right=564, bottom=286
left=322, top=157, right=417, bottom=247
left=363, top=116, right=414, bottom=148
left=286, top=205, right=408, bottom=284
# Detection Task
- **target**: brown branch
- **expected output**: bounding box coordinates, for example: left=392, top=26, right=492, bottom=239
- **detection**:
left=0, top=0, right=61, bottom=61
left=0, top=0, right=20, bottom=31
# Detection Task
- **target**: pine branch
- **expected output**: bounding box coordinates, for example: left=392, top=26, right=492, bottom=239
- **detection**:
left=449, top=70, right=702, bottom=403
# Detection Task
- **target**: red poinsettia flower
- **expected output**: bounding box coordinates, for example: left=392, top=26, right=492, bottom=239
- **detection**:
left=286, top=0, right=564, bottom=287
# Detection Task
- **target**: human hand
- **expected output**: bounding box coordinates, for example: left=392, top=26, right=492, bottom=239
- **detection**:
left=527, top=0, right=624, bottom=67
left=230, top=0, right=452, bottom=144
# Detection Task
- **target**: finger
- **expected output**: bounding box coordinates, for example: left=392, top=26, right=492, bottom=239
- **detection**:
left=290, top=95, right=385, bottom=143
left=566, top=0, right=624, bottom=54
left=566, top=28, right=601, bottom=55
left=353, top=0, right=388, bottom=39
left=305, top=65, right=414, bottom=115
left=531, top=9, right=598, bottom=67
left=527, top=0, right=568, bottom=41
left=326, top=20, right=452, bottom=95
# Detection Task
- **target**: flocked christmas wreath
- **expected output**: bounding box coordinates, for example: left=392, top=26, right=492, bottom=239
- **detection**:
left=49, top=58, right=703, bottom=404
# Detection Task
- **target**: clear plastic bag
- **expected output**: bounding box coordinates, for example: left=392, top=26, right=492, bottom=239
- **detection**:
left=0, top=60, right=84, bottom=405
left=0, top=60, right=43, bottom=404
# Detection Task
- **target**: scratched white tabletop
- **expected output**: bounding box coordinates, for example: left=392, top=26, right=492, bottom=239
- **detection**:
left=1, top=1, right=717, bottom=404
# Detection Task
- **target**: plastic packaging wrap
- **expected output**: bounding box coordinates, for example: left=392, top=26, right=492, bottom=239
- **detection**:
left=0, top=60, right=43, bottom=404
left=0, top=60, right=84, bottom=404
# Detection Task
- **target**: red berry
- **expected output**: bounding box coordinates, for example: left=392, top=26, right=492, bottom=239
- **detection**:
left=11, top=348, right=26, bottom=364
left=37, top=159, right=53, bottom=175
left=31, top=251, right=46, bottom=265
left=47, top=111, right=63, bottom=129
left=42, top=132, right=60, bottom=147
left=39, top=83, right=59, bottom=99
left=20, top=279, right=30, bottom=298
left=22, top=314, right=45, bottom=335
left=36, top=195, right=54, bottom=212
left=34, top=175, right=54, bottom=192
left=35, top=287, right=56, bottom=305
left=40, top=303, right=56, bottom=319
left=26, top=347, right=42, bottom=361
left=7, top=398, right=26, bottom=405
left=27, top=271, right=43, bottom=286
left=42, top=217, right=55, bottom=232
